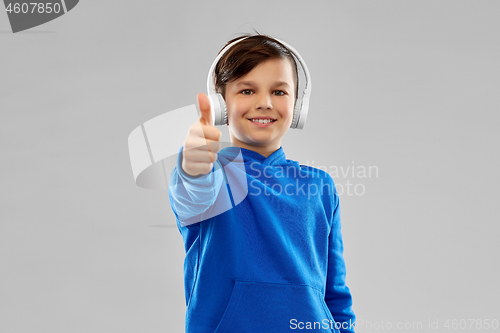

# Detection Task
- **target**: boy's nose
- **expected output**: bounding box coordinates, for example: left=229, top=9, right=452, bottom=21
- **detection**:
left=255, top=93, right=273, bottom=110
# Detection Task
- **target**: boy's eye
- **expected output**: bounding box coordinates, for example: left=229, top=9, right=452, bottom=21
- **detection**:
left=273, top=90, right=286, bottom=96
left=241, top=89, right=254, bottom=95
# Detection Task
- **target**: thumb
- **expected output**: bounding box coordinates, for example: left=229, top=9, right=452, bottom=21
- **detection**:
left=197, top=93, right=213, bottom=126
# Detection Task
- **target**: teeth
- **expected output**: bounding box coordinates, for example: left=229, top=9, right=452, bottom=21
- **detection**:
left=251, top=119, right=274, bottom=124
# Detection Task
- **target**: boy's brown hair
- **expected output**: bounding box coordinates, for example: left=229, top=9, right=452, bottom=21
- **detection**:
left=214, top=34, right=299, bottom=101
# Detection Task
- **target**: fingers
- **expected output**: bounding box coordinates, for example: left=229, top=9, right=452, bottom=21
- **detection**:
left=184, top=138, right=220, bottom=154
left=182, top=158, right=214, bottom=177
left=182, top=129, right=220, bottom=176
left=186, top=122, right=221, bottom=145
left=183, top=147, right=218, bottom=163
left=197, top=92, right=213, bottom=126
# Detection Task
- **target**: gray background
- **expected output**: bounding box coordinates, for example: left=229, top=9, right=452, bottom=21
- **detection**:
left=1, top=1, right=499, bottom=332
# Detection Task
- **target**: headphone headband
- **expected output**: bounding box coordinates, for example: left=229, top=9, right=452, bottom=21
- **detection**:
left=206, top=36, right=312, bottom=129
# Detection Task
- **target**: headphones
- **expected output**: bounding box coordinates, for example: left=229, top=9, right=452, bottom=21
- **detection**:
left=205, top=36, right=312, bottom=130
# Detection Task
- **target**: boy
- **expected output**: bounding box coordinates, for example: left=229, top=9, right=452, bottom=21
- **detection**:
left=169, top=34, right=355, bottom=333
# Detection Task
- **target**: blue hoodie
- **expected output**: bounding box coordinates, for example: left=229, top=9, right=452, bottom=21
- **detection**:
left=169, top=146, right=355, bottom=333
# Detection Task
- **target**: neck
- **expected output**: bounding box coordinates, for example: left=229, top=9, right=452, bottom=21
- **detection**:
left=230, top=139, right=281, bottom=158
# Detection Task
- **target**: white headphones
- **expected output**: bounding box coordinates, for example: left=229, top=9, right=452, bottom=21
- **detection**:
left=205, top=36, right=312, bottom=129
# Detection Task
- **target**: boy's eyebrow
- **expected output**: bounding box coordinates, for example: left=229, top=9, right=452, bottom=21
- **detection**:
left=235, top=81, right=256, bottom=87
left=274, top=81, right=291, bottom=88
left=236, top=81, right=291, bottom=88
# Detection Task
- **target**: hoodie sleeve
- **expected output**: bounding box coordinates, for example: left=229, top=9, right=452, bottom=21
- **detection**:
left=168, top=146, right=224, bottom=226
left=324, top=188, right=356, bottom=333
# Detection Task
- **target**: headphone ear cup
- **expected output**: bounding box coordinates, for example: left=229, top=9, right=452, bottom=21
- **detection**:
left=208, top=93, right=227, bottom=126
left=290, top=95, right=309, bottom=129
left=290, top=98, right=303, bottom=129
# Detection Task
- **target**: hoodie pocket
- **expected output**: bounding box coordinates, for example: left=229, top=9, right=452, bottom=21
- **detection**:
left=214, top=280, right=337, bottom=333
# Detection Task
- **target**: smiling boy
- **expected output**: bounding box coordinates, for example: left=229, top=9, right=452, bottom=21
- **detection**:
left=169, top=34, right=355, bottom=333
left=222, top=57, right=295, bottom=157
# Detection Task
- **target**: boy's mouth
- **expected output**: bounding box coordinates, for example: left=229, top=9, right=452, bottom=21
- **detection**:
left=248, top=118, right=277, bottom=124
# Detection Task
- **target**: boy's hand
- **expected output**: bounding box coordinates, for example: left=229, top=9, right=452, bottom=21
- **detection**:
left=181, top=93, right=222, bottom=177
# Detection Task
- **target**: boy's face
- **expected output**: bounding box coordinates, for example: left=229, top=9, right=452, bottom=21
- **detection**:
left=224, top=58, right=296, bottom=157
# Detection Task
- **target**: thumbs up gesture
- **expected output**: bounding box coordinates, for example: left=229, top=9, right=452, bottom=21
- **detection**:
left=181, top=93, right=222, bottom=177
